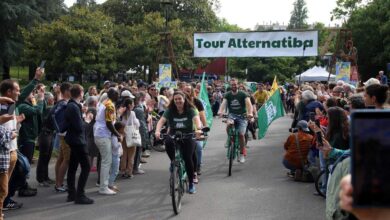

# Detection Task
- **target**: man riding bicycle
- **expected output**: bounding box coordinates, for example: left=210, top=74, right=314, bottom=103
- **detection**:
left=218, top=78, right=253, bottom=163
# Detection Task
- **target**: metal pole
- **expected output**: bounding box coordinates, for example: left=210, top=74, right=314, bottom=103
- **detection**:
left=298, top=45, right=306, bottom=85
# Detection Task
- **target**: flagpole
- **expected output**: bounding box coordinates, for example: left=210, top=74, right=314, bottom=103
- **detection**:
left=298, top=45, right=306, bottom=85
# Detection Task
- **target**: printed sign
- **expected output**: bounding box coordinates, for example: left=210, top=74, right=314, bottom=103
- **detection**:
left=194, top=31, right=318, bottom=57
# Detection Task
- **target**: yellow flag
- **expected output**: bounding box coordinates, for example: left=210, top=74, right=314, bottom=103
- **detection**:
left=270, top=76, right=278, bottom=95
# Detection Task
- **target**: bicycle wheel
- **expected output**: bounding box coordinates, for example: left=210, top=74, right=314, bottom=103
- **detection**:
left=315, top=170, right=326, bottom=198
left=228, top=140, right=234, bottom=176
left=170, top=164, right=182, bottom=214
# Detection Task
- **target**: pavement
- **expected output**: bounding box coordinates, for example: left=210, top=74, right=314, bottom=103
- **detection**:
left=6, top=115, right=325, bottom=220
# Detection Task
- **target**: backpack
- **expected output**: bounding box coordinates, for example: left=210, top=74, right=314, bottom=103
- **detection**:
left=46, top=100, right=67, bottom=132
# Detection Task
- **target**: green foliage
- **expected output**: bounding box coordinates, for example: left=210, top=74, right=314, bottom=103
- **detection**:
left=288, top=0, right=309, bottom=30
left=331, top=0, right=366, bottom=22
left=346, top=0, right=390, bottom=79
left=22, top=7, right=118, bottom=81
left=10, top=66, right=29, bottom=80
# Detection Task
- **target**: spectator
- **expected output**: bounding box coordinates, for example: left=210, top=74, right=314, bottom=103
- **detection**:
left=283, top=120, right=314, bottom=176
left=0, top=67, right=43, bottom=210
left=119, top=98, right=139, bottom=179
left=133, top=92, right=147, bottom=175
left=364, top=84, right=388, bottom=109
left=157, top=87, right=169, bottom=116
left=253, top=83, right=269, bottom=109
left=363, top=78, right=380, bottom=88
left=63, top=84, right=93, bottom=204
left=108, top=122, right=125, bottom=192
left=94, top=88, right=121, bottom=195
left=0, top=107, right=19, bottom=218
left=54, top=82, right=73, bottom=193
left=378, top=70, right=388, bottom=85
left=301, top=90, right=324, bottom=122
left=36, top=92, right=56, bottom=187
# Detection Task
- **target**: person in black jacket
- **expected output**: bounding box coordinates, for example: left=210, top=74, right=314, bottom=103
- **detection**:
left=63, top=84, right=93, bottom=205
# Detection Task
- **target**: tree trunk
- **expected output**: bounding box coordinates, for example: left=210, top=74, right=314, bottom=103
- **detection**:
left=2, top=62, right=11, bottom=80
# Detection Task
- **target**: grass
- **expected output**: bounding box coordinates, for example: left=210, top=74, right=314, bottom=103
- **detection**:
left=10, top=66, right=29, bottom=80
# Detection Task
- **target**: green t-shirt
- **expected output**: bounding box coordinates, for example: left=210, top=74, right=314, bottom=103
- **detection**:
left=224, top=91, right=248, bottom=115
left=163, top=108, right=198, bottom=133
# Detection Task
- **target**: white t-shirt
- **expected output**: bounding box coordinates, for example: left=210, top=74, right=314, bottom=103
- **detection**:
left=94, top=102, right=111, bottom=138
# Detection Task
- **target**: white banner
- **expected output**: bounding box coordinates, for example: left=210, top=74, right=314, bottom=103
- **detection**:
left=194, top=31, right=318, bottom=57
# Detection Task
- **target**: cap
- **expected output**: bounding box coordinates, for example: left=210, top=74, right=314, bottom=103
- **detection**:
left=121, top=90, right=135, bottom=99
left=363, top=78, right=380, bottom=87
left=104, top=80, right=110, bottom=85
left=296, top=120, right=310, bottom=132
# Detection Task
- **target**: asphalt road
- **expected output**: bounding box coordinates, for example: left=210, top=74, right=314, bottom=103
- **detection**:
left=6, top=116, right=325, bottom=220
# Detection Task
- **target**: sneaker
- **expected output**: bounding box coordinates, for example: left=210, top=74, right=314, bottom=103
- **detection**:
left=38, top=181, right=50, bottom=187
left=142, top=150, right=151, bottom=158
left=66, top=194, right=75, bottom=202
left=3, top=200, right=23, bottom=211
left=45, top=179, right=55, bottom=184
left=133, top=169, right=145, bottom=175
left=140, top=158, right=147, bottom=164
left=18, top=188, right=37, bottom=197
left=108, top=185, right=119, bottom=192
left=193, top=174, right=199, bottom=184
left=95, top=182, right=100, bottom=187
left=55, top=185, right=67, bottom=193
left=188, top=184, right=196, bottom=194
left=239, top=154, right=245, bottom=163
left=98, top=188, right=117, bottom=195
left=75, top=195, right=94, bottom=205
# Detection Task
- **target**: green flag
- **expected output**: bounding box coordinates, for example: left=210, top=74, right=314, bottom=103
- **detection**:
left=199, top=73, right=213, bottom=128
left=257, top=89, right=285, bottom=139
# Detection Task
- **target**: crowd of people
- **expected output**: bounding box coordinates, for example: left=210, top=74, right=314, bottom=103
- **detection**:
left=282, top=71, right=390, bottom=220
left=0, top=65, right=389, bottom=219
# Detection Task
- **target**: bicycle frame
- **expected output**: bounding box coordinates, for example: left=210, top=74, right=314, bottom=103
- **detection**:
left=173, top=143, right=187, bottom=187
left=226, top=121, right=240, bottom=160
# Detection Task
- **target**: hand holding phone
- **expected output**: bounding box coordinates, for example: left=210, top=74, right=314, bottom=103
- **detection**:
left=316, top=131, right=323, bottom=147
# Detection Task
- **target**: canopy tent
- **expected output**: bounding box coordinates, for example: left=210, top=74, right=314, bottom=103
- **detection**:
left=295, top=66, right=335, bottom=82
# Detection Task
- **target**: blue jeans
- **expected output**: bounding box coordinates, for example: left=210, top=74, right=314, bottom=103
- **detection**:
left=109, top=154, right=120, bottom=186
left=196, top=141, right=203, bottom=168
left=282, top=159, right=297, bottom=172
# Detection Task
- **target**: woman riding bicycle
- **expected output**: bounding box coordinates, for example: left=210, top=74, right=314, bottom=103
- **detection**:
left=155, top=91, right=203, bottom=194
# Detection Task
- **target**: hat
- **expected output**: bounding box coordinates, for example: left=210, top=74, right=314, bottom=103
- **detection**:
left=363, top=78, right=380, bottom=87
left=121, top=90, right=135, bottom=99
left=296, top=120, right=310, bottom=132
left=103, top=80, right=110, bottom=86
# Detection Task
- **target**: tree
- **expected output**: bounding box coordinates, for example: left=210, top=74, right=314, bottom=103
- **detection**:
left=345, top=0, right=390, bottom=80
left=22, top=7, right=118, bottom=83
left=331, top=0, right=366, bottom=22
left=288, top=0, right=308, bottom=30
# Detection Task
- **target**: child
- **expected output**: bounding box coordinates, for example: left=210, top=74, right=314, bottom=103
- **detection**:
left=109, top=122, right=125, bottom=192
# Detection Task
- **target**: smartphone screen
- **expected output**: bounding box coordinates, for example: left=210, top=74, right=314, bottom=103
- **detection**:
left=7, top=103, right=15, bottom=115
left=0, top=104, right=8, bottom=115
left=39, top=60, right=46, bottom=69
left=351, top=110, right=390, bottom=207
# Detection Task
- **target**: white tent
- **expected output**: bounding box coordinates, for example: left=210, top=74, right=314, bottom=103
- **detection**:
left=295, top=66, right=335, bottom=82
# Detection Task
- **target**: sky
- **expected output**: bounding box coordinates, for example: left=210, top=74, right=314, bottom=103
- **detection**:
left=64, top=0, right=340, bottom=30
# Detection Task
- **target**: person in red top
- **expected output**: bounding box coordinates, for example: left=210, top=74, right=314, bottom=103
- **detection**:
left=283, top=120, right=314, bottom=175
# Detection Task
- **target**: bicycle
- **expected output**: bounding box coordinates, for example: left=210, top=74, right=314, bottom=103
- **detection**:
left=161, top=127, right=209, bottom=215
left=222, top=114, right=246, bottom=176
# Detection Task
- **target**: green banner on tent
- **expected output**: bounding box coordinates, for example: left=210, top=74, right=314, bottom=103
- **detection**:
left=199, top=73, right=213, bottom=128
left=257, top=89, right=285, bottom=139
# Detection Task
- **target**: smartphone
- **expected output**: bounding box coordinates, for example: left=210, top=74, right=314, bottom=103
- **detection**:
left=316, top=131, right=323, bottom=146
left=39, top=60, right=46, bottom=69
left=7, top=103, right=15, bottom=115
left=350, top=110, right=390, bottom=207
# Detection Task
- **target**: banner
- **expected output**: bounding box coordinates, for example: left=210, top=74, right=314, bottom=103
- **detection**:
left=156, top=81, right=177, bottom=90
left=335, top=62, right=351, bottom=83
left=199, top=73, right=213, bottom=128
left=257, top=89, right=285, bottom=139
left=159, top=64, right=172, bottom=83
left=194, top=31, right=318, bottom=57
